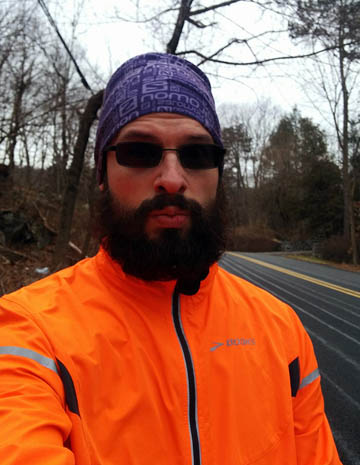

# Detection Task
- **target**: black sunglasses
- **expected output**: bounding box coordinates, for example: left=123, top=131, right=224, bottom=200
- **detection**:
left=104, top=142, right=225, bottom=170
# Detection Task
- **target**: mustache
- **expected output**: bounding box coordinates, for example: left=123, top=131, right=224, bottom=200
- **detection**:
left=134, top=193, right=202, bottom=219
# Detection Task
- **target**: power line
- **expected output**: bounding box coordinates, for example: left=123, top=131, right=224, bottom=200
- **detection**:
left=37, top=0, right=93, bottom=93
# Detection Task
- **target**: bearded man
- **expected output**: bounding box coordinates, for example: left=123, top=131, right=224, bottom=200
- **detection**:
left=0, top=53, right=341, bottom=465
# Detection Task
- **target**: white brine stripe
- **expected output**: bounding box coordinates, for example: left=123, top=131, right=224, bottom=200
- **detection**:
left=0, top=346, right=58, bottom=374
left=299, top=368, right=320, bottom=390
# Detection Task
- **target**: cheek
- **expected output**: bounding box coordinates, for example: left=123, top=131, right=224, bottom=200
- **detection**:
left=108, top=168, right=153, bottom=208
left=193, top=171, right=218, bottom=202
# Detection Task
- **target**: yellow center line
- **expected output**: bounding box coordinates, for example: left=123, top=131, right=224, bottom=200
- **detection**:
left=227, top=252, right=360, bottom=299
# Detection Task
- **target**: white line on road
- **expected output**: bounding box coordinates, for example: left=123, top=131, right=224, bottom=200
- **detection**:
left=228, top=252, right=360, bottom=298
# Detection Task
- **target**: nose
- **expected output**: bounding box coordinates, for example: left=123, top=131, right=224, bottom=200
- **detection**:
left=153, top=150, right=187, bottom=194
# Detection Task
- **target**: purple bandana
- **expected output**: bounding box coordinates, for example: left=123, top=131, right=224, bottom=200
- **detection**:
left=94, top=52, right=223, bottom=183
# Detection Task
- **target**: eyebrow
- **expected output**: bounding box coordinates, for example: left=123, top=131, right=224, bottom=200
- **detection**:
left=118, top=129, right=213, bottom=144
left=118, top=129, right=155, bottom=141
left=184, top=134, right=213, bottom=144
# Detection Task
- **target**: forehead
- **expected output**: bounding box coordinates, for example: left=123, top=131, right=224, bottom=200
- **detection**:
left=114, top=112, right=213, bottom=144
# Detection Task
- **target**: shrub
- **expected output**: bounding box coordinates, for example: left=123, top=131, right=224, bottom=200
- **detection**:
left=228, top=226, right=281, bottom=252
left=320, top=235, right=351, bottom=263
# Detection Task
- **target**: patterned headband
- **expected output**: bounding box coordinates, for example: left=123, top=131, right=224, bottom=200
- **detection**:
left=94, top=53, right=223, bottom=183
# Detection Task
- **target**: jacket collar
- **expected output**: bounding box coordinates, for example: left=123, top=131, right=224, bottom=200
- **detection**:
left=94, top=246, right=219, bottom=302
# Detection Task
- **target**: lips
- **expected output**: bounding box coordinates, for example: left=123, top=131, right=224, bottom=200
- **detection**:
left=149, top=206, right=189, bottom=217
left=148, top=206, right=190, bottom=229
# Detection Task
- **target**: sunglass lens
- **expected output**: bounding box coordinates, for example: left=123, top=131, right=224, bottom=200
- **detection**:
left=180, top=145, right=221, bottom=169
left=116, top=143, right=161, bottom=167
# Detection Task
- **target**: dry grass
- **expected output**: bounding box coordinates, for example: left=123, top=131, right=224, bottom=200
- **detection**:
left=0, top=244, right=87, bottom=297
left=229, top=225, right=281, bottom=253
left=285, top=254, right=360, bottom=273
left=0, top=185, right=96, bottom=296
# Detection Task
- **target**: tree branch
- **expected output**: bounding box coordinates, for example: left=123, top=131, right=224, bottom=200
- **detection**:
left=112, top=7, right=177, bottom=24
left=186, top=17, right=212, bottom=28
left=189, top=0, right=243, bottom=16
left=167, top=0, right=194, bottom=54
left=191, top=39, right=243, bottom=65
left=178, top=41, right=360, bottom=66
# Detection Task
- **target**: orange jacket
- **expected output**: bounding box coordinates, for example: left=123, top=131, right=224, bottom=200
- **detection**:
left=0, top=248, right=341, bottom=465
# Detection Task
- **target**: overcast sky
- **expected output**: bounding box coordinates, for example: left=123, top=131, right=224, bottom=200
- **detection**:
left=48, top=0, right=347, bottom=141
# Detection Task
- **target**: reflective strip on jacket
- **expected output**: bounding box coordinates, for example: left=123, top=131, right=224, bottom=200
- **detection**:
left=0, top=248, right=342, bottom=464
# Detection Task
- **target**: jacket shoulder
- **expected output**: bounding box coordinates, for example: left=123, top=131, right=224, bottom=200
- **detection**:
left=216, top=265, right=291, bottom=314
left=214, top=266, right=306, bottom=349
left=0, top=254, right=98, bottom=316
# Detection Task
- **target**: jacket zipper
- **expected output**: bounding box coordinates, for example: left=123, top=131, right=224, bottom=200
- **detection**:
left=172, top=290, right=201, bottom=465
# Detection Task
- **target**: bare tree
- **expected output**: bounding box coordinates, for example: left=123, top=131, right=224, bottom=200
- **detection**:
left=220, top=100, right=281, bottom=226
left=274, top=0, right=360, bottom=263
left=0, top=0, right=97, bottom=267
left=0, top=3, right=38, bottom=176
left=52, top=89, right=103, bottom=270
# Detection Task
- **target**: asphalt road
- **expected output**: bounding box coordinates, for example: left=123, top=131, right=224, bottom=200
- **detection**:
left=219, top=252, right=360, bottom=465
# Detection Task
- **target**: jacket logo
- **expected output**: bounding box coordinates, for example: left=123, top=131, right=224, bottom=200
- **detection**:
left=210, top=338, right=256, bottom=352
left=210, top=342, right=224, bottom=352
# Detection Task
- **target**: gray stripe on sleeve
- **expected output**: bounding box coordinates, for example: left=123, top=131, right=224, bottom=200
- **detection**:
left=0, top=346, right=58, bottom=374
left=299, top=368, right=320, bottom=390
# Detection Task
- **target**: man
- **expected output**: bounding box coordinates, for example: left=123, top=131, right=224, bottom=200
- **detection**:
left=0, top=53, right=341, bottom=464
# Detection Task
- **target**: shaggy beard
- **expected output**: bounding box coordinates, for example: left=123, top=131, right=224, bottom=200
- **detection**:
left=95, top=186, right=228, bottom=286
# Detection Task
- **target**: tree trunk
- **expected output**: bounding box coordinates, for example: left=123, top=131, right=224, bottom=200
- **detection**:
left=7, top=79, right=26, bottom=174
left=166, top=0, right=193, bottom=54
left=82, top=165, right=98, bottom=256
left=349, top=181, right=359, bottom=265
left=52, top=89, right=104, bottom=271
left=60, top=78, right=70, bottom=190
left=339, top=30, right=351, bottom=242
left=22, top=130, right=32, bottom=187
left=338, top=29, right=358, bottom=264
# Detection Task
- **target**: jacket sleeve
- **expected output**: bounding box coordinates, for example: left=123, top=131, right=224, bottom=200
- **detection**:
left=290, top=310, right=342, bottom=465
left=0, top=297, right=74, bottom=465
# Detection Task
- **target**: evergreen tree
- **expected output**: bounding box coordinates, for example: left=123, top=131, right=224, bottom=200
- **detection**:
left=261, top=108, right=343, bottom=237
left=222, top=124, right=252, bottom=226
